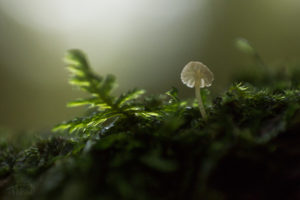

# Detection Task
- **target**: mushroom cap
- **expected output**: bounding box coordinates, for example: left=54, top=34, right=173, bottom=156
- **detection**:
left=181, top=61, right=214, bottom=88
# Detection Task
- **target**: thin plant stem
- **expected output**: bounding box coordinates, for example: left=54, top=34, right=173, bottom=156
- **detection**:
left=195, top=82, right=207, bottom=120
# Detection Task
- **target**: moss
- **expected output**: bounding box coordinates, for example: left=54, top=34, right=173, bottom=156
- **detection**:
left=1, top=50, right=300, bottom=200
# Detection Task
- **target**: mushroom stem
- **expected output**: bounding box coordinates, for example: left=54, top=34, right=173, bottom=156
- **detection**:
left=195, top=81, right=207, bottom=120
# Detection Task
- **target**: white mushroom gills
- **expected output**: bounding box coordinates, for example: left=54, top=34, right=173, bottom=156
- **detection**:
left=181, top=61, right=214, bottom=119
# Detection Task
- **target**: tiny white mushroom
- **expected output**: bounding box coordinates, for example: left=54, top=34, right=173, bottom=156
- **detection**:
left=181, top=61, right=214, bottom=119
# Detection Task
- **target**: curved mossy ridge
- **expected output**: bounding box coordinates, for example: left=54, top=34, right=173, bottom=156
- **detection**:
left=1, top=49, right=300, bottom=200
left=20, top=83, right=300, bottom=200
left=53, top=50, right=182, bottom=137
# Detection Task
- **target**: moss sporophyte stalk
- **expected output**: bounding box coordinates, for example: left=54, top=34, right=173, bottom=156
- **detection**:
left=181, top=61, right=214, bottom=119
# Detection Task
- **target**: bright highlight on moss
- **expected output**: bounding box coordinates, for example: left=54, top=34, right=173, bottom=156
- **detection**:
left=181, top=61, right=214, bottom=119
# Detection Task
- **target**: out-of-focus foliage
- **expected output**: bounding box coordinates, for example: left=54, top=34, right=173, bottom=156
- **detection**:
left=234, top=37, right=300, bottom=90
left=1, top=50, right=300, bottom=200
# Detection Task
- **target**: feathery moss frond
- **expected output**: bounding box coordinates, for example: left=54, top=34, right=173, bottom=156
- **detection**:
left=115, top=89, right=146, bottom=108
left=54, top=50, right=164, bottom=136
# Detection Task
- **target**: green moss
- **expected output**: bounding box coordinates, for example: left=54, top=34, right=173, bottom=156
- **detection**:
left=1, top=50, right=300, bottom=200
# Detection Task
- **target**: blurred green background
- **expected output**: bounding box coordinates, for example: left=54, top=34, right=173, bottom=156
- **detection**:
left=1, top=0, right=300, bottom=131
